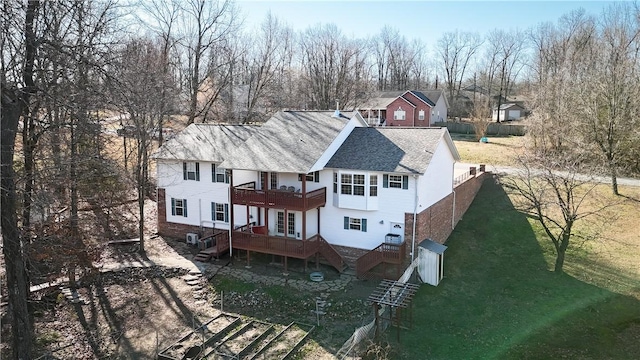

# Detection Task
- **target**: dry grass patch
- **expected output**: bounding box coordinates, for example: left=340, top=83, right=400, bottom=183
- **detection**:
left=453, top=135, right=525, bottom=165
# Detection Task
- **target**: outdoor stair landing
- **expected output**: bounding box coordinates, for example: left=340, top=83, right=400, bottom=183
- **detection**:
left=193, top=247, right=219, bottom=262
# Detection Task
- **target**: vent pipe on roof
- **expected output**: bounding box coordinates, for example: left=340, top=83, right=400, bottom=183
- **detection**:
left=332, top=100, right=341, bottom=118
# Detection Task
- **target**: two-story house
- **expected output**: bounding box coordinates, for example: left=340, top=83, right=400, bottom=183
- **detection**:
left=360, top=90, right=448, bottom=127
left=154, top=110, right=461, bottom=277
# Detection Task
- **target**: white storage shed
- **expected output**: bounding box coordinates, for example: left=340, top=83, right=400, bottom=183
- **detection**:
left=417, top=238, right=448, bottom=286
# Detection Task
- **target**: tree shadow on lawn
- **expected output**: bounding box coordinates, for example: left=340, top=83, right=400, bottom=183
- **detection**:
left=400, top=176, right=640, bottom=360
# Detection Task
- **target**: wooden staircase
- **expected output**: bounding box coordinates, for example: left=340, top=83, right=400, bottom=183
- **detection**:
left=316, top=236, right=347, bottom=273
left=355, top=241, right=406, bottom=279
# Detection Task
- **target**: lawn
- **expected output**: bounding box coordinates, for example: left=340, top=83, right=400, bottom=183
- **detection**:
left=397, top=178, right=640, bottom=359
left=452, top=134, right=524, bottom=166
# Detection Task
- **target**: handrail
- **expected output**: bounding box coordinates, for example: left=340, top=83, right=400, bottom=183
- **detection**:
left=355, top=241, right=406, bottom=277
left=232, top=186, right=326, bottom=210
left=317, top=235, right=345, bottom=272
left=235, top=181, right=256, bottom=189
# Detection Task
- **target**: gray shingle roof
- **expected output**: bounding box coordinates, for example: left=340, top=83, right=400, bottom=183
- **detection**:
left=220, top=110, right=356, bottom=173
left=152, top=124, right=258, bottom=162
left=325, top=127, right=458, bottom=174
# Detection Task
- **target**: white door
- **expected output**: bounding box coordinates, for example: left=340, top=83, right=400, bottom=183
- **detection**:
left=389, top=222, right=404, bottom=243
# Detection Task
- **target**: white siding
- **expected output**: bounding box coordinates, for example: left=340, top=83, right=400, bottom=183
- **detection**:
left=431, top=96, right=448, bottom=124
left=417, top=141, right=455, bottom=209
left=320, top=170, right=415, bottom=250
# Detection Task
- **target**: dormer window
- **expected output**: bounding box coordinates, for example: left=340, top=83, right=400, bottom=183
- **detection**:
left=393, top=107, right=406, bottom=120
left=419, top=110, right=425, bottom=120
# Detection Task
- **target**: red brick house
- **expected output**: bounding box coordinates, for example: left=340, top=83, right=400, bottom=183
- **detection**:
left=359, top=90, right=448, bottom=127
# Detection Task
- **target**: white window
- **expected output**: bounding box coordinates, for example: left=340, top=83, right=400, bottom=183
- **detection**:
left=277, top=212, right=285, bottom=234
left=298, top=171, right=319, bottom=183
left=419, top=110, right=425, bottom=120
left=340, top=174, right=352, bottom=195
left=183, top=162, right=200, bottom=181
left=383, top=174, right=408, bottom=189
left=171, top=198, right=187, bottom=217
left=394, top=107, right=406, bottom=120
left=340, top=173, right=365, bottom=196
left=287, top=213, right=295, bottom=236
left=389, top=175, right=403, bottom=188
left=211, top=202, right=229, bottom=223
left=344, top=216, right=367, bottom=232
left=270, top=172, right=278, bottom=189
left=370, top=175, right=378, bottom=196
left=212, top=164, right=230, bottom=183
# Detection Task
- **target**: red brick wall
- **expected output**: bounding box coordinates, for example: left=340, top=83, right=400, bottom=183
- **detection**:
left=403, top=171, right=490, bottom=258
left=330, top=244, right=369, bottom=269
left=385, top=97, right=415, bottom=126
left=402, top=92, right=432, bottom=125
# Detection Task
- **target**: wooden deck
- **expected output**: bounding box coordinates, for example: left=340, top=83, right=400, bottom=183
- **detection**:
left=231, top=187, right=326, bottom=211
left=232, top=231, right=319, bottom=259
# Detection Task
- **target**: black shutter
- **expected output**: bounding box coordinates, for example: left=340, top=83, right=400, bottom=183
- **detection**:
left=314, top=171, right=320, bottom=182
left=211, top=202, right=216, bottom=220
left=195, top=163, right=200, bottom=181
left=171, top=198, right=176, bottom=216
left=211, top=164, right=216, bottom=182
left=344, top=216, right=349, bottom=230
left=383, top=174, right=389, bottom=188
left=361, top=218, right=367, bottom=232
left=402, top=175, right=408, bottom=189
left=183, top=199, right=188, bottom=217
left=224, top=204, right=229, bottom=223
left=183, top=162, right=187, bottom=180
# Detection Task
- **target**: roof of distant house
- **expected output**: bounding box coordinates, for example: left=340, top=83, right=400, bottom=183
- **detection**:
left=152, top=124, right=259, bottom=162
left=361, top=90, right=443, bottom=110
left=325, top=127, right=460, bottom=174
left=495, top=103, right=525, bottom=110
left=220, top=110, right=358, bottom=173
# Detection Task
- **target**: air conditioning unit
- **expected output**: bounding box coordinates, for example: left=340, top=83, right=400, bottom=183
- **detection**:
left=186, top=233, right=199, bottom=245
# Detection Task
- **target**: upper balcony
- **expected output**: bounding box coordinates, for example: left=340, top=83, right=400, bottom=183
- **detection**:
left=231, top=182, right=326, bottom=211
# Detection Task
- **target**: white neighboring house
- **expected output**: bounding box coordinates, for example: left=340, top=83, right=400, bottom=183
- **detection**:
left=153, top=110, right=461, bottom=276
left=492, top=103, right=525, bottom=121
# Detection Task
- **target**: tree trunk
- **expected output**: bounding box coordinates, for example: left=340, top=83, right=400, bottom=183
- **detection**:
left=609, top=160, right=619, bottom=196
left=1, top=89, right=35, bottom=360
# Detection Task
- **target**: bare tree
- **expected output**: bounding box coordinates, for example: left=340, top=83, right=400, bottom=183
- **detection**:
left=575, top=3, right=640, bottom=195
left=299, top=23, right=372, bottom=109
left=180, top=0, right=238, bottom=124
left=0, top=0, right=39, bottom=357
left=436, top=30, right=483, bottom=116
left=239, top=12, right=293, bottom=123
left=504, top=149, right=613, bottom=273
left=484, top=29, right=527, bottom=122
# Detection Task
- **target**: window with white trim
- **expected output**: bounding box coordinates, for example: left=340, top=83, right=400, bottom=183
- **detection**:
left=393, top=107, right=406, bottom=120
left=183, top=162, right=200, bottom=181
left=343, top=216, right=367, bottom=232
left=418, top=110, right=425, bottom=120
left=383, top=174, right=409, bottom=189
left=370, top=175, right=378, bottom=196
left=211, top=164, right=230, bottom=183
left=211, top=202, right=229, bottom=223
left=276, top=212, right=285, bottom=234
left=287, top=213, right=295, bottom=236
left=340, top=173, right=366, bottom=196
left=270, top=172, right=278, bottom=189
left=298, top=171, right=319, bottom=182
left=171, top=198, right=187, bottom=217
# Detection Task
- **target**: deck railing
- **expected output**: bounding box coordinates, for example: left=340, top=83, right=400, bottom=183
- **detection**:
left=232, top=187, right=326, bottom=211
left=355, top=241, right=406, bottom=278
left=232, top=230, right=319, bottom=259
left=317, top=235, right=345, bottom=272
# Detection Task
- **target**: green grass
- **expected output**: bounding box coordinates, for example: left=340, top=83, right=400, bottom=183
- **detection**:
left=398, top=179, right=640, bottom=359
